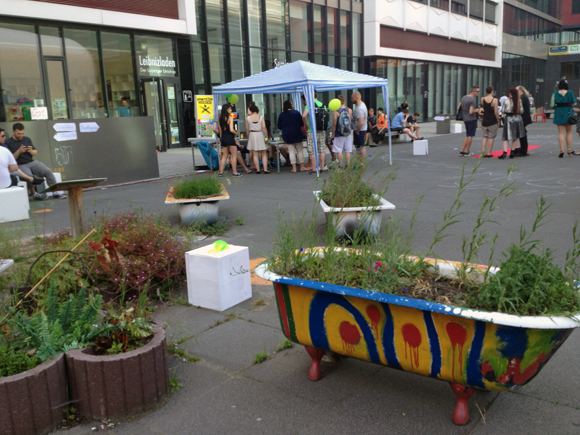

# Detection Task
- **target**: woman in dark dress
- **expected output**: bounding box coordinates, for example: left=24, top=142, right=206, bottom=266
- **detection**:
left=217, top=103, right=243, bottom=177
left=511, top=86, right=533, bottom=157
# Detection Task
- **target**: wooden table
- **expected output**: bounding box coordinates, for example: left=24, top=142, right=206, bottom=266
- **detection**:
left=41, top=178, right=107, bottom=238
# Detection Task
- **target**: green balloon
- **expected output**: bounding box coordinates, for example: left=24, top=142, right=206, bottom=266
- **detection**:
left=224, top=94, right=232, bottom=98
left=213, top=240, right=229, bottom=252
left=328, top=99, right=341, bottom=111
left=229, top=94, right=239, bottom=104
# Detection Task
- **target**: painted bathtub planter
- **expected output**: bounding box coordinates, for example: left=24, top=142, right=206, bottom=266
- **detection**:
left=313, top=191, right=395, bottom=237
left=255, top=260, right=579, bottom=425
left=165, top=185, right=229, bottom=225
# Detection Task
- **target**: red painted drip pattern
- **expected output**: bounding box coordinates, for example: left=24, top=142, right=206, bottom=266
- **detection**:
left=401, top=323, right=422, bottom=369
left=366, top=305, right=381, bottom=337
left=446, top=322, right=467, bottom=382
left=339, top=321, right=361, bottom=355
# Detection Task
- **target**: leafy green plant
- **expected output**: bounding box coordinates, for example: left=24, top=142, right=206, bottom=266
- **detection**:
left=173, top=175, right=222, bottom=199
left=7, top=284, right=103, bottom=362
left=235, top=217, right=245, bottom=225
left=167, top=342, right=200, bottom=362
left=254, top=350, right=268, bottom=364
left=267, top=163, right=580, bottom=317
left=169, top=377, right=183, bottom=392
left=184, top=221, right=230, bottom=237
left=0, top=345, right=41, bottom=377
left=276, top=339, right=293, bottom=352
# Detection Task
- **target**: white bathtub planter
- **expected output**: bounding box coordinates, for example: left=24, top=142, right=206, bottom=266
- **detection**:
left=165, top=184, right=229, bottom=225
left=255, top=253, right=580, bottom=426
left=314, top=191, right=395, bottom=237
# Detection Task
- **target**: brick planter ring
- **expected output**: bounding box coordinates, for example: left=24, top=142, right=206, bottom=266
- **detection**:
left=0, top=353, right=68, bottom=435
left=66, top=325, right=169, bottom=420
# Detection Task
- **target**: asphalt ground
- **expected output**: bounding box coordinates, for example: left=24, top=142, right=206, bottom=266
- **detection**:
left=3, top=119, right=579, bottom=434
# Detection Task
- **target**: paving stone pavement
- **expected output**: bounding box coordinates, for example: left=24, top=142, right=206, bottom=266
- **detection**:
left=9, top=120, right=576, bottom=434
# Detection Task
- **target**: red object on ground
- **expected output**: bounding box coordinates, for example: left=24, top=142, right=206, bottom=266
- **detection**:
left=305, top=346, right=326, bottom=381
left=450, top=383, right=475, bottom=425
left=474, top=145, right=541, bottom=158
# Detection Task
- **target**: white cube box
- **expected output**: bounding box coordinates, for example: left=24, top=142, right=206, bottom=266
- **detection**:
left=185, top=244, right=252, bottom=311
left=413, top=140, right=428, bottom=155
left=0, top=182, right=29, bottom=223
left=452, top=123, right=463, bottom=134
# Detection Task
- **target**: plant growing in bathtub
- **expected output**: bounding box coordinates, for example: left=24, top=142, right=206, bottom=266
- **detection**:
left=268, top=161, right=580, bottom=317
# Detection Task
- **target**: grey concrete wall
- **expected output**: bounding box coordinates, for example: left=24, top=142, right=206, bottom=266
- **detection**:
left=0, top=117, right=159, bottom=185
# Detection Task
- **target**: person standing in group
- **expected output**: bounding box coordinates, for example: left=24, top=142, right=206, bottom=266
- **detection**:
left=246, top=104, right=271, bottom=174
left=302, top=92, right=328, bottom=173
left=330, top=95, right=353, bottom=167
left=498, top=92, right=508, bottom=126
left=217, top=104, right=243, bottom=177
left=498, top=88, right=524, bottom=160
left=479, top=86, right=499, bottom=158
left=511, top=86, right=533, bottom=157
left=351, top=92, right=368, bottom=159
left=458, top=86, right=480, bottom=156
left=529, top=94, right=535, bottom=110
left=550, top=79, right=577, bottom=157
left=277, top=100, right=306, bottom=173
left=400, top=99, right=409, bottom=112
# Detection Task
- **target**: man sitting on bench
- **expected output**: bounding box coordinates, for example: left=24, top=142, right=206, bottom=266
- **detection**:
left=0, top=127, right=44, bottom=190
left=392, top=109, right=423, bottom=142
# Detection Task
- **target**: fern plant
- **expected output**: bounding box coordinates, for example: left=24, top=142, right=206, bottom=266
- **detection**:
left=9, top=283, right=106, bottom=362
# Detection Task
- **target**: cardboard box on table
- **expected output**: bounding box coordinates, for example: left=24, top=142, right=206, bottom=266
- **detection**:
left=185, top=244, right=252, bottom=311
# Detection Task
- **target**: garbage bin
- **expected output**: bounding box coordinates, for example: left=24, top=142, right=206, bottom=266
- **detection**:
left=435, top=115, right=450, bottom=134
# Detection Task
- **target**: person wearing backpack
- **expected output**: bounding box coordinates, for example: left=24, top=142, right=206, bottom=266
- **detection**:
left=302, top=92, right=329, bottom=173
left=330, top=95, right=353, bottom=167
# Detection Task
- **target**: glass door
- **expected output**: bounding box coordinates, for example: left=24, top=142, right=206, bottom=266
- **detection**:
left=140, top=78, right=167, bottom=152
left=45, top=59, right=69, bottom=119
left=164, top=82, right=181, bottom=147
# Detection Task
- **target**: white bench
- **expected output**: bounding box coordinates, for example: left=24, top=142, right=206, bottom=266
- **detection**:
left=0, top=181, right=29, bottom=223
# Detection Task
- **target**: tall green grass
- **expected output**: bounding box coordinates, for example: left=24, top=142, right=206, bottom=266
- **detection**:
left=173, top=176, right=222, bottom=199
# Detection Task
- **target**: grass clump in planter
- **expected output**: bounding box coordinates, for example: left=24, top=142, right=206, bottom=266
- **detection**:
left=268, top=161, right=580, bottom=317
left=319, top=161, right=394, bottom=208
left=173, top=175, right=222, bottom=199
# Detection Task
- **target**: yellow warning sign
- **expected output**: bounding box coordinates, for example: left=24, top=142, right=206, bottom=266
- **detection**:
left=196, top=95, right=214, bottom=119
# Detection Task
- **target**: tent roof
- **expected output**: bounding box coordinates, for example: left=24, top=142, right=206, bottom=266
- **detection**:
left=213, top=60, right=387, bottom=94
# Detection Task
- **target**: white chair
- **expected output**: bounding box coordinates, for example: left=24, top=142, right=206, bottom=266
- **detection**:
left=0, top=181, right=30, bottom=223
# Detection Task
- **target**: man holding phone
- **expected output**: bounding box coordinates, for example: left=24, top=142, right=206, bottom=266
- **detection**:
left=3, top=123, right=65, bottom=200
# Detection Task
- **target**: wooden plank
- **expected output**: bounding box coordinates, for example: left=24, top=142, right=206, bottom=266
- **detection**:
left=68, top=187, right=85, bottom=238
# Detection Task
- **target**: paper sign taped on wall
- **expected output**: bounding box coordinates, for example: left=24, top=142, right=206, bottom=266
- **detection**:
left=54, top=132, right=77, bottom=142
left=53, top=123, right=76, bottom=132
left=79, top=122, right=100, bottom=133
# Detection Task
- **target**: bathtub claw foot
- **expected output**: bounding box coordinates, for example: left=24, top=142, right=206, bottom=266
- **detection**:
left=305, top=346, right=325, bottom=381
left=450, top=383, right=475, bottom=425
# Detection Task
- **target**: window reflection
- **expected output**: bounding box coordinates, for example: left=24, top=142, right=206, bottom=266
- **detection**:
left=0, top=23, right=45, bottom=122
left=266, top=0, right=286, bottom=50
left=64, top=29, right=105, bottom=119
left=290, top=1, right=310, bottom=52
left=248, top=0, right=262, bottom=47
left=206, top=0, right=225, bottom=44
left=102, top=32, right=138, bottom=118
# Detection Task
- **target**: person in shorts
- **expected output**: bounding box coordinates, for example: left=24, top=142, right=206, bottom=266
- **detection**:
left=351, top=92, right=368, bottom=159
left=479, top=86, right=499, bottom=157
left=458, top=86, right=480, bottom=156
left=302, top=93, right=329, bottom=173
left=330, top=95, right=353, bottom=167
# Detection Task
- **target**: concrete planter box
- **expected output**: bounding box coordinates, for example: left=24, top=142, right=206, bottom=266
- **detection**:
left=165, top=185, right=230, bottom=225
left=314, top=191, right=395, bottom=237
left=255, top=256, right=579, bottom=425
left=66, top=325, right=169, bottom=420
left=0, top=353, right=67, bottom=435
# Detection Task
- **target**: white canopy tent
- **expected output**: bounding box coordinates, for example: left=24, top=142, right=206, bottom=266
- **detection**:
left=212, top=61, right=392, bottom=176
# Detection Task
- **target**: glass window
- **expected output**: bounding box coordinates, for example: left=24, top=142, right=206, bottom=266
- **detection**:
left=562, top=63, right=580, bottom=80
left=102, top=32, right=137, bottom=118
left=206, top=0, right=225, bottom=44
left=40, top=26, right=62, bottom=57
left=269, top=50, right=287, bottom=68
left=64, top=29, right=105, bottom=119
left=574, top=0, right=580, bottom=15
left=134, top=35, right=177, bottom=78
left=228, top=0, right=244, bottom=45
left=313, top=5, right=324, bottom=53
left=208, top=44, right=226, bottom=85
left=470, top=0, right=484, bottom=21
left=352, top=13, right=361, bottom=57
left=451, top=0, right=467, bottom=15
left=291, top=51, right=309, bottom=62
left=191, top=0, right=205, bottom=42
left=428, top=63, right=434, bottom=118
left=485, top=1, right=496, bottom=24
left=0, top=23, right=45, bottom=122
left=328, top=8, right=338, bottom=56
left=340, top=11, right=349, bottom=57
left=249, top=47, right=263, bottom=75
left=247, top=0, right=262, bottom=47
left=431, top=0, right=449, bottom=11
left=266, top=0, right=287, bottom=50
left=46, top=60, right=68, bottom=119
left=289, top=1, right=310, bottom=52
left=192, top=42, right=206, bottom=93
left=230, top=45, right=245, bottom=80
